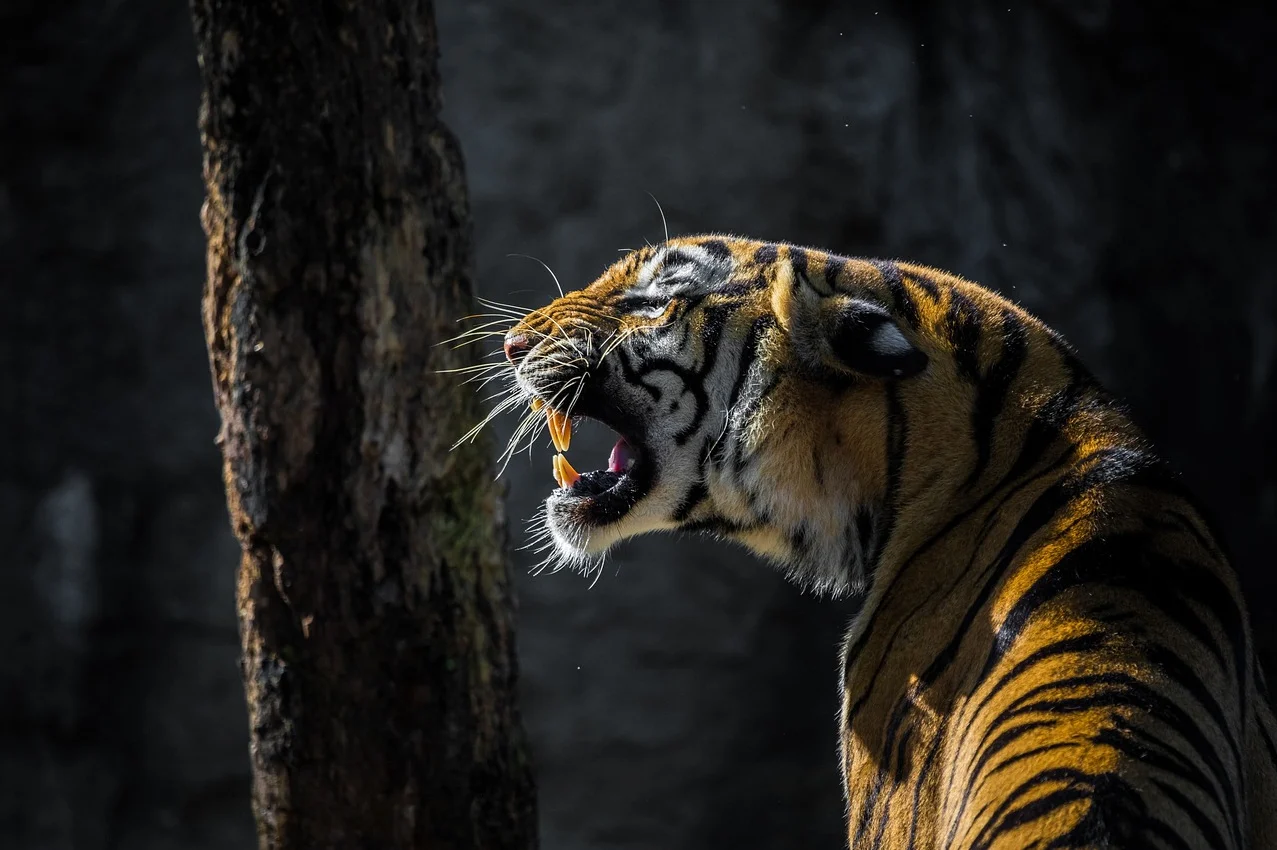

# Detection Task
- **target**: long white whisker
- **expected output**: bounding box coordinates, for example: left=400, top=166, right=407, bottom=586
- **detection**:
left=647, top=192, right=670, bottom=244
left=508, top=253, right=565, bottom=298
left=477, top=295, right=537, bottom=315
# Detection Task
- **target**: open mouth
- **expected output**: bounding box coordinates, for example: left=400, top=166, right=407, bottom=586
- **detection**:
left=533, top=397, right=654, bottom=527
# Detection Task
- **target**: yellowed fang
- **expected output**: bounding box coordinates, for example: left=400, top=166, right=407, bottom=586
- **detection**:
left=547, top=408, right=572, bottom=452
left=552, top=453, right=580, bottom=490
left=559, top=453, right=579, bottom=488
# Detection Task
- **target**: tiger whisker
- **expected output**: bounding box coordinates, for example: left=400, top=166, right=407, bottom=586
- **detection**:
left=507, top=253, right=566, bottom=299
left=647, top=192, right=670, bottom=244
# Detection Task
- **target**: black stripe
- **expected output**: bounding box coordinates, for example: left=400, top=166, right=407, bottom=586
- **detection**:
left=842, top=388, right=911, bottom=706
left=971, top=631, right=1109, bottom=721
left=1103, top=717, right=1220, bottom=803
left=971, top=719, right=1057, bottom=783
left=855, top=507, right=876, bottom=549
left=852, top=507, right=877, bottom=581
left=890, top=724, right=914, bottom=784
left=968, top=765, right=1141, bottom=848
left=789, top=247, right=808, bottom=280
left=715, top=281, right=759, bottom=298
left=672, top=306, right=731, bottom=446
left=911, top=450, right=1126, bottom=693
left=637, top=358, right=708, bottom=447
left=875, top=385, right=908, bottom=570
left=789, top=522, right=811, bottom=555
left=1146, top=646, right=1243, bottom=825
left=904, top=270, right=942, bottom=302
left=1152, top=778, right=1231, bottom=850
left=697, top=238, right=731, bottom=261
left=905, top=732, right=946, bottom=847
left=824, top=255, right=847, bottom=291
left=872, top=449, right=1161, bottom=774
left=999, top=374, right=1092, bottom=486
left=994, top=672, right=1238, bottom=823
left=661, top=249, right=695, bottom=268
left=1096, top=720, right=1234, bottom=846
left=843, top=444, right=1083, bottom=723
left=851, top=767, right=881, bottom=843
left=975, top=774, right=1094, bottom=848
left=754, top=243, right=778, bottom=265
left=943, top=288, right=983, bottom=381
left=723, top=316, right=771, bottom=419
left=942, top=634, right=1110, bottom=844
left=672, top=481, right=707, bottom=522
left=867, top=786, right=893, bottom=850
left=979, top=529, right=1240, bottom=683
left=983, top=740, right=1080, bottom=780
left=680, top=515, right=757, bottom=535
left=615, top=347, right=661, bottom=401
left=964, top=309, right=1029, bottom=489
left=874, top=261, right=920, bottom=328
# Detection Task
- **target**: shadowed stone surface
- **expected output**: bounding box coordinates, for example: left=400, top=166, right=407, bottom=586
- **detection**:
left=2, top=0, right=1273, bottom=847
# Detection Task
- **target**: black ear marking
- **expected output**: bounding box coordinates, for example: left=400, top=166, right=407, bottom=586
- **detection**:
left=829, top=299, right=929, bottom=378
left=795, top=266, right=833, bottom=297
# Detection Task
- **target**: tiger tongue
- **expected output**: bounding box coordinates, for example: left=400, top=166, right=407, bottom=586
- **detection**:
left=608, top=437, right=636, bottom=473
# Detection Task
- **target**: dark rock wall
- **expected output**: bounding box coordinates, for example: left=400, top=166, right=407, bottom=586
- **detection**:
left=2, top=1, right=1273, bottom=848
left=1, top=2, right=253, bottom=848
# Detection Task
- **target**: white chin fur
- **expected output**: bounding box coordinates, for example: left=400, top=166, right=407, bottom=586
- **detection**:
left=544, top=496, right=674, bottom=564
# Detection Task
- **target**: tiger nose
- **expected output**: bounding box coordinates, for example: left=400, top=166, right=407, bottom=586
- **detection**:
left=503, top=333, right=530, bottom=364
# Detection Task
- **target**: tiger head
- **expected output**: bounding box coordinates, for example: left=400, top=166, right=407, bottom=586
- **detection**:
left=496, top=235, right=1056, bottom=595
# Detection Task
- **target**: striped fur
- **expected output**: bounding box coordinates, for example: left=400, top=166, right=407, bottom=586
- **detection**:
left=496, top=236, right=1277, bottom=848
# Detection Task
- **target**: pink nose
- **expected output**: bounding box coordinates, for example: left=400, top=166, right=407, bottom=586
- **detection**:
left=503, top=333, right=530, bottom=364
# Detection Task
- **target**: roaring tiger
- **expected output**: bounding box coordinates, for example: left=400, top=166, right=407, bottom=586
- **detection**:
left=479, top=235, right=1277, bottom=848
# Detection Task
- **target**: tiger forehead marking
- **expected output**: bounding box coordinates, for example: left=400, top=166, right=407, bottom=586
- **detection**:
left=486, top=234, right=1276, bottom=848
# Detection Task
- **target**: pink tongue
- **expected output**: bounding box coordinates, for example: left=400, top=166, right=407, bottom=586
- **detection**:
left=608, top=437, right=635, bottom=474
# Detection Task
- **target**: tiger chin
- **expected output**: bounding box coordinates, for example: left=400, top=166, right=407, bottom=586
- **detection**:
left=490, top=235, right=1277, bottom=849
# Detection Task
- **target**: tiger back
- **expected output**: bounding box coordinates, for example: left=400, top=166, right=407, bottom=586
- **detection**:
left=479, top=235, right=1276, bottom=848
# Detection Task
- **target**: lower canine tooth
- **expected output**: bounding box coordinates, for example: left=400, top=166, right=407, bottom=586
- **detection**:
left=553, top=453, right=580, bottom=489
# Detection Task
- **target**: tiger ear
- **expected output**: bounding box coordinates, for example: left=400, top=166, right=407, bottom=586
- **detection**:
left=827, top=298, right=929, bottom=378
left=775, top=264, right=928, bottom=380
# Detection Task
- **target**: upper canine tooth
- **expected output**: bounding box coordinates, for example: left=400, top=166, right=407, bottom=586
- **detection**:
left=547, top=408, right=572, bottom=452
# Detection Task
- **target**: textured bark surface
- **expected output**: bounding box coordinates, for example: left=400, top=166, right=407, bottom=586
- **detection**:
left=191, top=1, right=536, bottom=847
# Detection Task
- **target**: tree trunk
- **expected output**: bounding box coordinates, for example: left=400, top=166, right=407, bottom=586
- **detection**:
left=189, top=2, right=538, bottom=847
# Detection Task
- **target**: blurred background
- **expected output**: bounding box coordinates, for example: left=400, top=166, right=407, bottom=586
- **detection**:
left=2, top=1, right=1274, bottom=848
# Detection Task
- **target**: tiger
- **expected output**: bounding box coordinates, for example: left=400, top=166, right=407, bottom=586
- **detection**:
left=476, top=234, right=1277, bottom=848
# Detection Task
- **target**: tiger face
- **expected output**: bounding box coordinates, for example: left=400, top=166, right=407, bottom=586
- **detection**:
left=500, top=236, right=945, bottom=594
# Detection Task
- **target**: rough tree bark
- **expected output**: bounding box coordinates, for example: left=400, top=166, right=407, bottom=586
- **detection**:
left=190, top=1, right=537, bottom=847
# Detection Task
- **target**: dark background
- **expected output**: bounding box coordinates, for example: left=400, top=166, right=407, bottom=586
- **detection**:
left=2, top=1, right=1274, bottom=848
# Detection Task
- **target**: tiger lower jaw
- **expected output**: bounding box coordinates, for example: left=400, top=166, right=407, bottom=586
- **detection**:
left=544, top=457, right=657, bottom=557
left=533, top=404, right=664, bottom=561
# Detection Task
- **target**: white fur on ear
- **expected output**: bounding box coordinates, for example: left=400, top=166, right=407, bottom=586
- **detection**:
left=827, top=299, right=928, bottom=378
